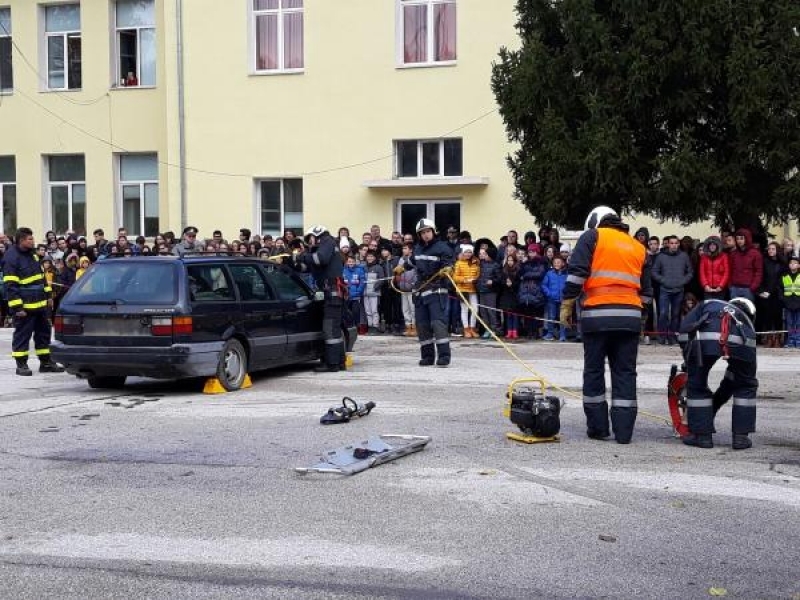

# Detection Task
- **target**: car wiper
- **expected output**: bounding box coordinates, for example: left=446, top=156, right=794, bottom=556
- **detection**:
left=75, top=298, right=127, bottom=306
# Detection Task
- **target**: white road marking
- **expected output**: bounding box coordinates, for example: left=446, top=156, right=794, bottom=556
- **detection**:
left=521, top=467, right=800, bottom=508
left=391, top=468, right=606, bottom=508
left=0, top=533, right=459, bottom=572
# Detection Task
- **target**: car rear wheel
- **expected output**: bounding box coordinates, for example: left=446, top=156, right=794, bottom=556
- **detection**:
left=217, top=339, right=247, bottom=391
left=87, top=375, right=127, bottom=389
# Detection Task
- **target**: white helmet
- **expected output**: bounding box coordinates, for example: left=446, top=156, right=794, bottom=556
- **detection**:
left=729, top=297, right=756, bottom=319
left=304, top=225, right=328, bottom=241
left=584, top=206, right=618, bottom=230
left=415, top=218, right=437, bottom=235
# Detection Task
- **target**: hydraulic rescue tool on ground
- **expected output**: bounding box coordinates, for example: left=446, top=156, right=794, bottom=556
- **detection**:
left=320, top=397, right=376, bottom=424
left=667, top=364, right=690, bottom=438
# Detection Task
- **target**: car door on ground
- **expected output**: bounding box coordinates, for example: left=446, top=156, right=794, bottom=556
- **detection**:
left=227, top=263, right=288, bottom=370
left=260, top=264, right=323, bottom=361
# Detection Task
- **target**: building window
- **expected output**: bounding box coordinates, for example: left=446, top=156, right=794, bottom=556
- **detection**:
left=48, top=155, right=86, bottom=235
left=396, top=199, right=460, bottom=237
left=395, top=139, right=463, bottom=178
left=0, top=7, right=13, bottom=93
left=119, top=154, right=159, bottom=237
left=45, top=4, right=81, bottom=90
left=0, top=156, right=16, bottom=236
left=399, top=0, right=456, bottom=65
left=115, top=0, right=156, bottom=87
left=258, top=179, right=303, bottom=237
left=252, top=0, right=304, bottom=72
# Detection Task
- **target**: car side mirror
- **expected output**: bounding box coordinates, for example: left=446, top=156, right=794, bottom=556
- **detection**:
left=314, top=291, right=325, bottom=302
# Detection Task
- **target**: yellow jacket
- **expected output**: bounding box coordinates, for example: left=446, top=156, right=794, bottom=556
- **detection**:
left=453, top=258, right=480, bottom=293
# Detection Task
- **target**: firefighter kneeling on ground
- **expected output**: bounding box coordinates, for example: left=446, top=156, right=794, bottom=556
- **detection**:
left=4, top=227, right=65, bottom=376
left=677, top=297, right=758, bottom=450
left=291, top=225, right=346, bottom=373
left=394, top=219, right=454, bottom=367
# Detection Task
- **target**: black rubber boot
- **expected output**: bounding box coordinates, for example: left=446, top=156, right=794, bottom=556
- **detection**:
left=587, top=429, right=610, bottom=440
left=15, top=360, right=32, bottom=376
left=314, top=363, right=341, bottom=373
left=683, top=433, right=713, bottom=449
left=732, top=434, right=752, bottom=450
left=39, top=359, right=65, bottom=373
left=418, top=358, right=435, bottom=366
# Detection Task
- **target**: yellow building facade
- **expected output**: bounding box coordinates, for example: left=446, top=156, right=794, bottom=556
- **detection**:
left=0, top=0, right=796, bottom=243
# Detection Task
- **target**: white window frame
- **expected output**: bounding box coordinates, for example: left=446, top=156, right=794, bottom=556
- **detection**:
left=43, top=3, right=82, bottom=91
left=46, top=155, right=86, bottom=235
left=113, top=0, right=156, bottom=88
left=118, top=154, right=159, bottom=237
left=251, top=0, right=304, bottom=75
left=395, top=138, right=463, bottom=179
left=0, top=156, right=15, bottom=235
left=255, top=178, right=303, bottom=237
left=0, top=7, right=12, bottom=93
left=396, top=0, right=457, bottom=68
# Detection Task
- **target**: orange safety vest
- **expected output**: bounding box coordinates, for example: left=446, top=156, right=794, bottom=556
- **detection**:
left=583, top=228, right=645, bottom=309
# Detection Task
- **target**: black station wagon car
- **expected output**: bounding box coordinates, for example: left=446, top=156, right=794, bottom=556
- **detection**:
left=50, top=256, right=357, bottom=390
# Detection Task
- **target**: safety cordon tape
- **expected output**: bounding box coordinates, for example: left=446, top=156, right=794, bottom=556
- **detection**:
left=389, top=269, right=674, bottom=428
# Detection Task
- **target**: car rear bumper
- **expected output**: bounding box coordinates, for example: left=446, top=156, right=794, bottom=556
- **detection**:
left=50, top=341, right=224, bottom=379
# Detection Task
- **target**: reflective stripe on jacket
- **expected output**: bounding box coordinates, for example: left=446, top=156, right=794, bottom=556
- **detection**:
left=3, top=244, right=51, bottom=311
left=583, top=228, right=644, bottom=309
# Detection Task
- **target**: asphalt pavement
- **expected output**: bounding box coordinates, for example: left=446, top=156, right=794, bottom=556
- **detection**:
left=0, top=328, right=798, bottom=599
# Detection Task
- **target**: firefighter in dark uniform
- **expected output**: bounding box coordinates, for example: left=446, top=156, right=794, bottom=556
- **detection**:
left=397, top=219, right=454, bottom=367
left=561, top=207, right=651, bottom=444
left=677, top=297, right=758, bottom=450
left=293, top=225, right=345, bottom=372
left=4, top=228, right=65, bottom=376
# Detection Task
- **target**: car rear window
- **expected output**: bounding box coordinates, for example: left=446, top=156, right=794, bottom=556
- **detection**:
left=67, top=262, right=178, bottom=305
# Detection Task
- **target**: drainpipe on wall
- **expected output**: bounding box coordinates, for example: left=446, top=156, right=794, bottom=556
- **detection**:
left=176, top=0, right=187, bottom=230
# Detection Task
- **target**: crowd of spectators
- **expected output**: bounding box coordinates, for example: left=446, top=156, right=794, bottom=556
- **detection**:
left=0, top=222, right=798, bottom=348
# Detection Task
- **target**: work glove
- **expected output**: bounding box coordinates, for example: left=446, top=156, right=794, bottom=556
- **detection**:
left=393, top=266, right=405, bottom=276
left=440, top=266, right=454, bottom=276
left=560, top=298, right=576, bottom=327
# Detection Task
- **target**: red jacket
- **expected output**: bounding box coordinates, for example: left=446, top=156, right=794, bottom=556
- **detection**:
left=699, top=237, right=729, bottom=290
left=728, top=229, right=763, bottom=292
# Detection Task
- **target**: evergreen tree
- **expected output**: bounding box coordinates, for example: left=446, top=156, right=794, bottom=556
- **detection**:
left=492, top=0, right=800, bottom=229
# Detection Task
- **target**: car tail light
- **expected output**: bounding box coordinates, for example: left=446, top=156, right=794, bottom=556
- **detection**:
left=150, top=316, right=193, bottom=336
left=54, top=315, right=83, bottom=335
left=173, top=316, right=193, bottom=335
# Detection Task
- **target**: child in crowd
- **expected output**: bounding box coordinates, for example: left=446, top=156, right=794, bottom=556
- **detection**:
left=342, top=255, right=366, bottom=333
left=780, top=256, right=800, bottom=348
left=476, top=247, right=502, bottom=338
left=542, top=255, right=568, bottom=341
left=76, top=256, right=91, bottom=279
left=363, top=250, right=383, bottom=334
left=681, top=291, right=699, bottom=318
left=453, top=244, right=481, bottom=338
left=517, top=246, right=547, bottom=339
left=395, top=243, right=418, bottom=336
left=499, top=253, right=520, bottom=339
left=380, top=246, right=404, bottom=335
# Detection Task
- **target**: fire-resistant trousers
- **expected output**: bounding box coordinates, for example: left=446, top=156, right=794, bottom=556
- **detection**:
left=687, top=355, right=757, bottom=435
left=12, top=310, right=52, bottom=361
left=322, top=295, right=345, bottom=368
left=415, top=291, right=450, bottom=363
left=582, top=331, right=639, bottom=443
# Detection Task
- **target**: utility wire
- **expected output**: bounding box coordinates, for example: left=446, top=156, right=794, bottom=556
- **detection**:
left=1, top=17, right=502, bottom=180
left=12, top=81, right=501, bottom=180
left=0, top=19, right=109, bottom=106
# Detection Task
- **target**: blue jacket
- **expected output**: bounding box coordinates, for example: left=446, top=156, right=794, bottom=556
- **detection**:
left=542, top=268, right=567, bottom=303
left=342, top=264, right=366, bottom=299
left=678, top=299, right=756, bottom=363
